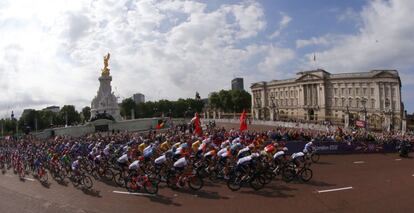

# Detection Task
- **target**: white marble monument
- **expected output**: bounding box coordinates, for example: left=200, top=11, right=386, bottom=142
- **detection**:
left=90, top=53, right=122, bottom=121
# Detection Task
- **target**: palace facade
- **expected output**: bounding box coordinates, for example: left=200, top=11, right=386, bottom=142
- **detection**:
left=250, top=69, right=405, bottom=130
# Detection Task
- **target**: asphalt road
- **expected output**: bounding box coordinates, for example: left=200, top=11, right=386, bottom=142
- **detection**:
left=1, top=154, right=413, bottom=213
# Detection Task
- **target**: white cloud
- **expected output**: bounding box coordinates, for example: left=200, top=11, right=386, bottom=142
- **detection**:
left=304, top=0, right=414, bottom=74
left=299, top=0, right=414, bottom=111
left=269, top=13, right=291, bottom=39
left=296, top=36, right=330, bottom=48
left=0, top=0, right=293, bottom=117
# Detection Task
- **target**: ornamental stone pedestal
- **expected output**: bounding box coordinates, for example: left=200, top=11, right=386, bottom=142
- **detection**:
left=90, top=53, right=122, bottom=121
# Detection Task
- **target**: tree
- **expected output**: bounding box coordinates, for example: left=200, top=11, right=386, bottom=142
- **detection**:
left=59, top=105, right=81, bottom=126
left=230, top=89, right=252, bottom=112
left=209, top=92, right=221, bottom=109
left=120, top=98, right=136, bottom=119
left=218, top=90, right=233, bottom=112
left=81, top=106, right=91, bottom=122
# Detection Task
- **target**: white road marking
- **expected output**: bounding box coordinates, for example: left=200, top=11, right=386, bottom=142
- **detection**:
left=395, top=159, right=402, bottom=161
left=3, top=174, right=35, bottom=182
left=112, top=191, right=156, bottom=197
left=317, top=186, right=353, bottom=194
left=24, top=177, right=36, bottom=181
left=353, top=161, right=365, bottom=164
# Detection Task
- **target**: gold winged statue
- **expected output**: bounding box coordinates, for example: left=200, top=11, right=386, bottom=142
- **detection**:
left=101, top=53, right=111, bottom=76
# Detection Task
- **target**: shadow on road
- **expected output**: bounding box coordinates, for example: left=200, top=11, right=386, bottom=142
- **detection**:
left=241, top=184, right=296, bottom=198
left=147, top=194, right=181, bottom=207
left=82, top=188, right=102, bottom=198
left=41, top=182, right=51, bottom=188
left=315, top=161, right=333, bottom=165
left=291, top=180, right=336, bottom=187
left=55, top=180, right=69, bottom=186
left=179, top=188, right=230, bottom=200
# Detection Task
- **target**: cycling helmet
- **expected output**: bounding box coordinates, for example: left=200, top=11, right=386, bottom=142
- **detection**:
left=77, top=156, right=82, bottom=160
left=282, top=147, right=288, bottom=152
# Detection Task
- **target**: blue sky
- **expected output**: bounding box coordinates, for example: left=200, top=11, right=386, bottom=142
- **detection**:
left=0, top=0, right=413, bottom=117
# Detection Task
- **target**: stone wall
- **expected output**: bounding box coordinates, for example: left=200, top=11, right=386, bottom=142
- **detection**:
left=32, top=118, right=190, bottom=139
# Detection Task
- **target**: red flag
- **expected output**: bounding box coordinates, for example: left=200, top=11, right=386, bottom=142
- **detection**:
left=240, top=110, right=248, bottom=132
left=193, top=113, right=202, bottom=136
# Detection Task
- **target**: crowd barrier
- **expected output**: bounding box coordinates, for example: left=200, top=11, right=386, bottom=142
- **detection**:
left=283, top=140, right=412, bottom=154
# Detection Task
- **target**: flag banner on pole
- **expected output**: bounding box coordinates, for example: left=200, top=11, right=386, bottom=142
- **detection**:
left=240, top=110, right=248, bottom=132
left=156, top=119, right=165, bottom=129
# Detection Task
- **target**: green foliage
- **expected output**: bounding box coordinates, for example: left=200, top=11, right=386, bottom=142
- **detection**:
left=0, top=118, right=18, bottom=135
left=119, top=97, right=204, bottom=119
left=58, top=105, right=81, bottom=126
left=81, top=106, right=91, bottom=122
left=209, top=89, right=251, bottom=113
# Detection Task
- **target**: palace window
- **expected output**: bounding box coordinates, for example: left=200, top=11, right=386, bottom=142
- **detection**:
left=371, top=88, right=374, bottom=95
left=371, top=99, right=375, bottom=109
left=363, top=88, right=367, bottom=95
left=356, top=88, right=359, bottom=95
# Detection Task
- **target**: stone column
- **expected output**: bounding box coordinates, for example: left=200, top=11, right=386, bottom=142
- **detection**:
left=402, top=119, right=407, bottom=135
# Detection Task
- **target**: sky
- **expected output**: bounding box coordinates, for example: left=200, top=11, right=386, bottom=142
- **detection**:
left=1, top=0, right=414, bottom=118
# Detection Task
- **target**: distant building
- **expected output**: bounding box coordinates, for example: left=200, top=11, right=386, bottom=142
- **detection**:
left=251, top=69, right=404, bottom=130
left=42, top=106, right=60, bottom=113
left=231, top=78, right=244, bottom=91
left=132, top=93, right=145, bottom=104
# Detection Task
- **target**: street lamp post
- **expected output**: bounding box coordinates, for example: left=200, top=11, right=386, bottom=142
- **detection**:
left=255, top=97, right=261, bottom=120
left=384, top=99, right=392, bottom=132
left=361, top=98, right=367, bottom=130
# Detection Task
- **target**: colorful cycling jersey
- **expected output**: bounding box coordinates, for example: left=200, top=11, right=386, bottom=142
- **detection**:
left=128, top=160, right=140, bottom=170
left=273, top=151, right=285, bottom=159
left=217, top=148, right=228, bottom=157
left=220, top=140, right=230, bottom=149
left=154, top=155, right=167, bottom=165
left=264, top=144, right=275, bottom=153
left=117, top=154, right=129, bottom=163
left=143, top=145, right=154, bottom=158
left=191, top=140, right=201, bottom=153
left=204, top=150, right=216, bottom=158
left=174, top=147, right=183, bottom=156
left=237, top=155, right=252, bottom=165
left=160, top=141, right=170, bottom=151
left=138, top=143, right=147, bottom=153
left=237, top=147, right=250, bottom=158
left=173, top=157, right=187, bottom=168
left=304, top=142, right=314, bottom=153
left=291, top=152, right=305, bottom=159
left=94, top=155, right=102, bottom=162
left=71, top=160, right=80, bottom=171
left=103, top=146, right=110, bottom=156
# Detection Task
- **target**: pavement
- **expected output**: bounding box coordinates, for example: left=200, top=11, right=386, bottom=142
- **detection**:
left=1, top=153, right=413, bottom=213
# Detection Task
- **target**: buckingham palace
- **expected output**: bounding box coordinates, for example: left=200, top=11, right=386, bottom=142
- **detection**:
left=250, top=69, right=405, bottom=130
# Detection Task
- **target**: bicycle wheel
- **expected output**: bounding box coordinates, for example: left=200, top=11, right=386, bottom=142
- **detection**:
left=263, top=170, right=273, bottom=184
left=208, top=170, right=220, bottom=183
left=250, top=175, right=265, bottom=191
left=82, top=175, right=93, bottom=189
left=227, top=176, right=242, bottom=191
left=144, top=178, right=159, bottom=194
left=311, top=154, right=320, bottom=163
left=103, top=169, right=114, bottom=181
left=114, top=172, right=125, bottom=187
left=39, top=171, right=48, bottom=183
left=188, top=175, right=203, bottom=191
left=125, top=177, right=139, bottom=192
left=281, top=168, right=295, bottom=183
left=166, top=174, right=179, bottom=190
left=300, top=168, right=313, bottom=182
